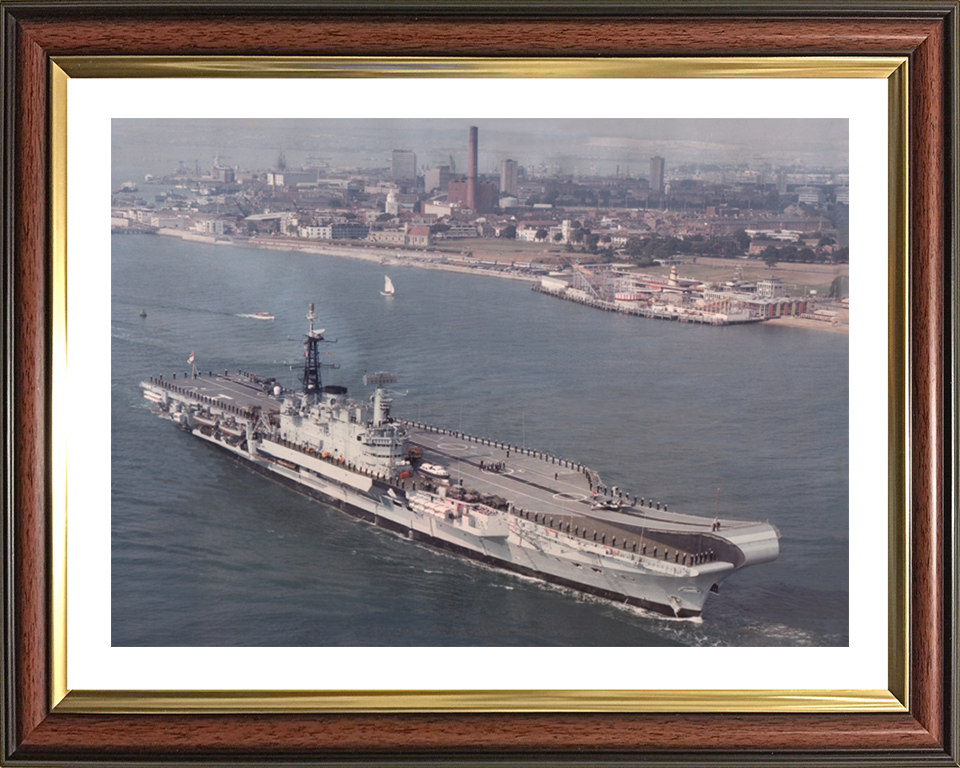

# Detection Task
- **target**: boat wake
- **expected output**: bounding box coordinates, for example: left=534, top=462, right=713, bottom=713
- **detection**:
left=237, top=313, right=275, bottom=321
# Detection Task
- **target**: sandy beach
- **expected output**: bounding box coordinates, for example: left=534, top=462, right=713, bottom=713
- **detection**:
left=154, top=229, right=848, bottom=332
left=764, top=315, right=849, bottom=334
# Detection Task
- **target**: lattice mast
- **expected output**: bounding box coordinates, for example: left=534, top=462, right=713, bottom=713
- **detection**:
left=300, top=302, right=335, bottom=401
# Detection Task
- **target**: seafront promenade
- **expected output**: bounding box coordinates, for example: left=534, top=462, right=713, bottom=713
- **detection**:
left=148, top=226, right=539, bottom=283
left=139, top=227, right=847, bottom=332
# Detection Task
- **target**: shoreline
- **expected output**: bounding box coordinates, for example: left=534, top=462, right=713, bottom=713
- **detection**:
left=763, top=316, right=849, bottom=334
left=149, top=228, right=848, bottom=332
left=154, top=228, right=540, bottom=283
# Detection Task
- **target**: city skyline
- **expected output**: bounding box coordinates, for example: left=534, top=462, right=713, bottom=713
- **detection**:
left=113, top=118, right=849, bottom=179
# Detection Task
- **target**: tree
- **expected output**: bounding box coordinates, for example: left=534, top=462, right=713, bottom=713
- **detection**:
left=569, top=228, right=585, bottom=244
left=535, top=228, right=548, bottom=242
left=832, top=246, right=849, bottom=263
left=733, top=228, right=751, bottom=251
left=829, top=275, right=849, bottom=298
left=500, top=225, right=517, bottom=240
left=721, top=239, right=740, bottom=258
left=761, top=246, right=780, bottom=268
left=376, top=212, right=394, bottom=222
left=552, top=232, right=563, bottom=243
left=624, top=237, right=644, bottom=257
left=664, top=237, right=681, bottom=257
left=779, top=245, right=799, bottom=262
left=525, top=194, right=542, bottom=206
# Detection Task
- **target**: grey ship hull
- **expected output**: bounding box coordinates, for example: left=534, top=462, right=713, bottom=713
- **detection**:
left=199, top=433, right=703, bottom=617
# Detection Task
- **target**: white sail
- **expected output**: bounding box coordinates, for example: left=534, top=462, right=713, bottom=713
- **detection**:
left=381, top=275, right=395, bottom=295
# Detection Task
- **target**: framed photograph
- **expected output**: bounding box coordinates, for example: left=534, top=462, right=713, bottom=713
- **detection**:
left=2, top=2, right=957, bottom=766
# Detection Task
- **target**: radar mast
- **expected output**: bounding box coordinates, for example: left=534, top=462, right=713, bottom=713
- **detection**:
left=300, top=302, right=334, bottom=400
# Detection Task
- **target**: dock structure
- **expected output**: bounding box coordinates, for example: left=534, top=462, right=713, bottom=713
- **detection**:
left=531, top=282, right=762, bottom=326
left=531, top=283, right=767, bottom=325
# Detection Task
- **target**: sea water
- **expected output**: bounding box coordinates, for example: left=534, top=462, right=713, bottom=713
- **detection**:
left=111, top=234, right=849, bottom=647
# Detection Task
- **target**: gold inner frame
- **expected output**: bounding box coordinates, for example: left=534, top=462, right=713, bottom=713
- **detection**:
left=49, top=56, right=909, bottom=714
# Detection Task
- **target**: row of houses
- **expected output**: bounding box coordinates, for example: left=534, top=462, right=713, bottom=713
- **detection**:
left=112, top=209, right=227, bottom=235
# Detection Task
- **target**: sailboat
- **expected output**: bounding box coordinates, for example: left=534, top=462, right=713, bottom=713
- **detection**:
left=380, top=275, right=395, bottom=296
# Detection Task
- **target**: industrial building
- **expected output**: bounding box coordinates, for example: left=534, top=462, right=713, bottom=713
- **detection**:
left=649, top=156, right=665, bottom=195
left=447, top=126, right=496, bottom=213
left=391, top=149, right=417, bottom=183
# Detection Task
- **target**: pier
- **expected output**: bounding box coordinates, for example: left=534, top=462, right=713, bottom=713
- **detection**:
left=531, top=283, right=753, bottom=326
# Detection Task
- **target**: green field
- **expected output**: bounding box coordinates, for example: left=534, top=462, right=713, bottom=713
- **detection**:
left=432, top=240, right=849, bottom=295
left=643, top=257, right=849, bottom=296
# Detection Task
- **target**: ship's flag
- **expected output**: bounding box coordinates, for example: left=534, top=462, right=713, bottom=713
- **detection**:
left=187, top=351, right=195, bottom=365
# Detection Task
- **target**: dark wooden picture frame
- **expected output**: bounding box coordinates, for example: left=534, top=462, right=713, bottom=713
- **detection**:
left=2, top=2, right=957, bottom=765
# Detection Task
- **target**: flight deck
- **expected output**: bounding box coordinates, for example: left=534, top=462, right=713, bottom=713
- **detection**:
left=143, top=370, right=761, bottom=567
left=403, top=421, right=727, bottom=565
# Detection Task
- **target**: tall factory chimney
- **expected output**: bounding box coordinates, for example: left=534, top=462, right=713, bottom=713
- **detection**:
left=467, top=125, right=478, bottom=212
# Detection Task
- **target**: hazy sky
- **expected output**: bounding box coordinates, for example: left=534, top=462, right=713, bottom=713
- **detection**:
left=113, top=118, right=848, bottom=178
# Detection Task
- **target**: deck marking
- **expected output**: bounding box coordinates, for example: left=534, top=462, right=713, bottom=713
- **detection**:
left=437, top=441, right=471, bottom=452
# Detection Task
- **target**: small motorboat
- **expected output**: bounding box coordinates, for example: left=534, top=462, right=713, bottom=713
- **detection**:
left=418, top=462, right=450, bottom=479
left=193, top=413, right=218, bottom=427
left=139, top=308, right=147, bottom=318
left=219, top=421, right=244, bottom=437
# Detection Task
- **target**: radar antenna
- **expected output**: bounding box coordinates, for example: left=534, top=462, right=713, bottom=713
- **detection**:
left=363, top=372, right=398, bottom=388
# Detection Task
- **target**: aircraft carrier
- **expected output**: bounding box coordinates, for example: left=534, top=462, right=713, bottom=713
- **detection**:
left=141, top=303, right=780, bottom=619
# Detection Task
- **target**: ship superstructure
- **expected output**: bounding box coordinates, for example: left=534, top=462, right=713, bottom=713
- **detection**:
left=140, top=303, right=780, bottom=620
left=259, top=305, right=409, bottom=479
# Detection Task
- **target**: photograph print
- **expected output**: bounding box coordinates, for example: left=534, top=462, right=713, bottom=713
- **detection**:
left=111, top=117, right=849, bottom=648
